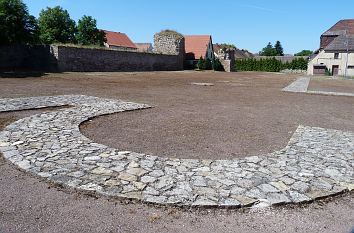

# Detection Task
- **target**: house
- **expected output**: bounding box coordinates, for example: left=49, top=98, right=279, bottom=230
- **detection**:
left=308, top=19, right=354, bottom=76
left=103, top=30, right=137, bottom=51
left=135, top=43, right=153, bottom=53
left=184, top=35, right=214, bottom=66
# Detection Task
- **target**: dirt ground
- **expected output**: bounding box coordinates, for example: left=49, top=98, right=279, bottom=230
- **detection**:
left=1, top=71, right=354, bottom=160
left=1, top=71, right=354, bottom=233
left=308, top=76, right=354, bottom=93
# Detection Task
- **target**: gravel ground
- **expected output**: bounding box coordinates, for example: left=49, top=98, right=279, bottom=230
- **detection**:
left=0, top=71, right=354, bottom=232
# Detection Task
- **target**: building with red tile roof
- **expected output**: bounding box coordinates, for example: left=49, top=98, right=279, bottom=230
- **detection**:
left=184, top=35, right=214, bottom=61
left=103, top=30, right=137, bottom=51
left=135, top=43, right=153, bottom=53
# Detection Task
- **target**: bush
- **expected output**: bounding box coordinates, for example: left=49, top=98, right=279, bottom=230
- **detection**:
left=235, top=57, right=308, bottom=72
left=205, top=58, right=212, bottom=70
left=197, top=56, right=205, bottom=70
left=212, top=58, right=224, bottom=71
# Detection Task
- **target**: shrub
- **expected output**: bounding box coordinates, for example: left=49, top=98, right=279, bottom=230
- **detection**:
left=235, top=57, right=308, bottom=72
left=212, top=58, right=224, bottom=71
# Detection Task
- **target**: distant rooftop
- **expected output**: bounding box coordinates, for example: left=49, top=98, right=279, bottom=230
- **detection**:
left=184, top=35, right=212, bottom=60
left=103, top=30, right=137, bottom=49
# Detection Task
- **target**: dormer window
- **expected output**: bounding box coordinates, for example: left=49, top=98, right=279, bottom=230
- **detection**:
left=334, top=53, right=339, bottom=59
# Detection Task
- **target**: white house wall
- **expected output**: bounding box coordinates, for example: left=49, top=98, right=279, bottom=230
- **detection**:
left=308, top=50, right=354, bottom=76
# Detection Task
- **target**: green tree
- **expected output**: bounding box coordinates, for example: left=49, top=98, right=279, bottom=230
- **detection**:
left=76, top=15, right=106, bottom=46
left=259, top=42, right=277, bottom=56
left=0, top=0, right=39, bottom=45
left=219, top=43, right=236, bottom=50
left=212, top=58, right=224, bottom=71
left=38, top=6, right=76, bottom=44
left=274, top=41, right=284, bottom=56
left=197, top=56, right=205, bottom=70
left=294, top=50, right=313, bottom=56
left=204, top=58, right=212, bottom=70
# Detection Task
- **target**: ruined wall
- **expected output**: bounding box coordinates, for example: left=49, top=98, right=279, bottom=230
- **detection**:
left=54, top=46, right=183, bottom=72
left=215, top=49, right=235, bottom=72
left=0, top=45, right=183, bottom=72
left=154, top=30, right=185, bottom=69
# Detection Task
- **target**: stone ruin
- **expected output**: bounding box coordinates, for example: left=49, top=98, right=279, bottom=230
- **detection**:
left=214, top=48, right=235, bottom=72
left=153, top=30, right=185, bottom=55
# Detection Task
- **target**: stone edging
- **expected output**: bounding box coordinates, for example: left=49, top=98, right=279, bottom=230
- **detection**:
left=0, top=95, right=353, bottom=208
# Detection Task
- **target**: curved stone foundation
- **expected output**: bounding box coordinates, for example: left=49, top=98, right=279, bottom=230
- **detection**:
left=0, top=95, right=353, bottom=207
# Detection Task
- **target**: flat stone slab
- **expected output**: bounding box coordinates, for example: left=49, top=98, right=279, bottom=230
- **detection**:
left=0, top=95, right=353, bottom=208
left=191, top=82, right=214, bottom=86
left=282, top=77, right=310, bottom=92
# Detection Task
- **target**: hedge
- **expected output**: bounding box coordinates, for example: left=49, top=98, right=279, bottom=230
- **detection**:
left=235, top=57, right=308, bottom=72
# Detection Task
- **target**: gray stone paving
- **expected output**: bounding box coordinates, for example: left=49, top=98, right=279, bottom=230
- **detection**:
left=282, top=77, right=310, bottom=92
left=0, top=95, right=353, bottom=208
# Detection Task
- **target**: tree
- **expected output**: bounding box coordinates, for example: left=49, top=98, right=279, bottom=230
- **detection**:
left=197, top=56, right=205, bottom=70
left=274, top=41, right=284, bottom=56
left=0, top=0, right=39, bottom=45
left=38, top=6, right=76, bottom=44
left=76, top=15, right=106, bottom=46
left=294, top=50, right=313, bottom=56
left=259, top=42, right=277, bottom=56
left=204, top=58, right=212, bottom=70
left=219, top=43, right=236, bottom=50
left=212, top=58, right=224, bottom=71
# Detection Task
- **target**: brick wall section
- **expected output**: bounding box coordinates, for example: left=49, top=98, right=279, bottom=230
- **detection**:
left=54, top=46, right=183, bottom=72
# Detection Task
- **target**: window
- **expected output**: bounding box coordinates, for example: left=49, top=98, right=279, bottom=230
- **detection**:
left=348, top=66, right=354, bottom=69
left=334, top=53, right=339, bottom=59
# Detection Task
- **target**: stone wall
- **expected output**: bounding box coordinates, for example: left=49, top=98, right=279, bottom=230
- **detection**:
left=0, top=45, right=57, bottom=71
left=0, top=45, right=183, bottom=72
left=215, top=49, right=235, bottom=72
left=54, top=46, right=183, bottom=72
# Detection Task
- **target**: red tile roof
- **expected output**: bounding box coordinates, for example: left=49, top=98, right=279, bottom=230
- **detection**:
left=184, top=35, right=212, bottom=60
left=103, top=30, right=137, bottom=49
left=322, top=19, right=354, bottom=36
left=135, top=43, right=153, bottom=52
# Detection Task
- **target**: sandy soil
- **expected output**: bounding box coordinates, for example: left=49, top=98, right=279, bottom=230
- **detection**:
left=1, top=71, right=354, bottom=233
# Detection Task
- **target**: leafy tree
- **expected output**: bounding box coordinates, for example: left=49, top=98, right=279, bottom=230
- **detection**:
left=294, top=50, right=313, bottom=56
left=76, top=15, right=106, bottom=46
left=259, top=42, right=277, bottom=56
left=0, top=0, right=39, bottom=45
left=274, top=41, right=284, bottom=56
left=38, top=6, right=76, bottom=44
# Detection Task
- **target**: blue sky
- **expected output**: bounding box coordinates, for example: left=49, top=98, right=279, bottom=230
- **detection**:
left=23, top=0, right=354, bottom=54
